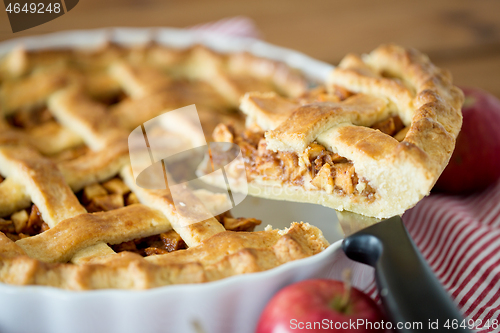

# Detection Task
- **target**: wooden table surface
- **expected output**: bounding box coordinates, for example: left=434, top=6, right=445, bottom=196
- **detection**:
left=1, top=0, right=499, bottom=97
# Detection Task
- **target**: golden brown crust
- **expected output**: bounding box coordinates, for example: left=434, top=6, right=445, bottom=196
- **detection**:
left=241, top=91, right=314, bottom=131
left=182, top=46, right=307, bottom=106
left=120, top=166, right=226, bottom=247
left=110, top=82, right=229, bottom=130
left=0, top=122, right=84, bottom=156
left=0, top=222, right=328, bottom=290
left=109, top=62, right=172, bottom=99
left=265, top=94, right=389, bottom=152
left=146, top=222, right=327, bottom=266
left=0, top=146, right=86, bottom=227
left=16, top=204, right=172, bottom=263
left=333, top=125, right=399, bottom=160
left=27, top=122, right=85, bottom=155
left=59, top=139, right=130, bottom=192
left=227, top=52, right=307, bottom=98
left=0, top=141, right=129, bottom=218
left=48, top=87, right=129, bottom=150
left=0, top=232, right=25, bottom=258
left=0, top=178, right=31, bottom=217
left=0, top=70, right=71, bottom=114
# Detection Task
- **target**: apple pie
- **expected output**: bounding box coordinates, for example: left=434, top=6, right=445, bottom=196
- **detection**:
left=202, top=44, right=464, bottom=218
left=0, top=43, right=329, bottom=290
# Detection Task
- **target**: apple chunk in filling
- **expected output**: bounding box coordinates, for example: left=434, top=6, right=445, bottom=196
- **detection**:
left=211, top=123, right=376, bottom=199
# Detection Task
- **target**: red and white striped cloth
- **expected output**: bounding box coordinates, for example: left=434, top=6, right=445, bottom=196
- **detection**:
left=190, top=17, right=500, bottom=333
left=367, top=180, right=500, bottom=333
left=189, top=16, right=261, bottom=39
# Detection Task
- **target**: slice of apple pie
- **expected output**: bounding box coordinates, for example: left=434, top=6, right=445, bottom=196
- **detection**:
left=203, top=44, right=464, bottom=218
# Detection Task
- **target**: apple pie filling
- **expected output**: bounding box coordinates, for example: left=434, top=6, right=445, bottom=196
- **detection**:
left=0, top=204, right=49, bottom=241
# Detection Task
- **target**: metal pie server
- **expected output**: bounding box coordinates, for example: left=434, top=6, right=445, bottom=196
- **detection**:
left=337, top=211, right=472, bottom=333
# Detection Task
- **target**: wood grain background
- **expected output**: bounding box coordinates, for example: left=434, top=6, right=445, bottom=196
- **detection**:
left=1, top=0, right=499, bottom=96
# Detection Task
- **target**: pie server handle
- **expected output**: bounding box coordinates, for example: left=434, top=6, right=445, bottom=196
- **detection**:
left=342, top=215, right=471, bottom=333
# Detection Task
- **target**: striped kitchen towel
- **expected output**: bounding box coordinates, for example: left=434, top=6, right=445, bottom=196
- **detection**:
left=364, top=179, right=500, bottom=332
left=189, top=16, right=261, bottom=39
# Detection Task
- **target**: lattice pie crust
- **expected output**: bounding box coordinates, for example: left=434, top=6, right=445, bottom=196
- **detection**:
left=0, top=44, right=330, bottom=290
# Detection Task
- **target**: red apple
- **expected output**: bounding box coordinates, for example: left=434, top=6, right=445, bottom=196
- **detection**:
left=434, top=87, right=500, bottom=194
left=256, top=279, right=386, bottom=333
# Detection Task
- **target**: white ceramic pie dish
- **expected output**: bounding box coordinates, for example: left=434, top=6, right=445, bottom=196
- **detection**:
left=0, top=28, right=374, bottom=333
